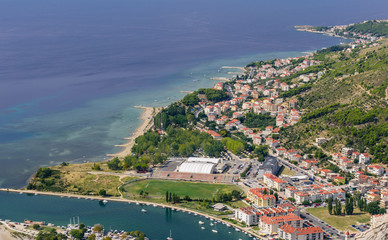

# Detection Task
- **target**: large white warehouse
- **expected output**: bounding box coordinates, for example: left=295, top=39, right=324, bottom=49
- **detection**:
left=187, top=157, right=220, bottom=164
left=178, top=162, right=216, bottom=174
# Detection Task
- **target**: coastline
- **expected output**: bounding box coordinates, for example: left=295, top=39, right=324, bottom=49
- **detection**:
left=107, top=106, right=162, bottom=159
left=0, top=188, right=258, bottom=238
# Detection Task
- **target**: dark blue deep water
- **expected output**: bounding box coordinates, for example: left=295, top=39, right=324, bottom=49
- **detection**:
left=0, top=0, right=387, bottom=188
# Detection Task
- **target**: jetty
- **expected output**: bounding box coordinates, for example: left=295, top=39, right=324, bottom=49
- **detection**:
left=210, top=77, right=230, bottom=82
left=221, top=66, right=245, bottom=71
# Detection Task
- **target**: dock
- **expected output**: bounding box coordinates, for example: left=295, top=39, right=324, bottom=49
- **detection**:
left=221, top=66, right=245, bottom=71
left=210, top=77, right=230, bottom=82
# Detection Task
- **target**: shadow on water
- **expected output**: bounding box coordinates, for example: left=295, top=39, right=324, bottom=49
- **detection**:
left=165, top=207, right=173, bottom=222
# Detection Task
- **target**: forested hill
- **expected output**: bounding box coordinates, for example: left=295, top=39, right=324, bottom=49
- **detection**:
left=280, top=39, right=388, bottom=163
left=346, top=20, right=388, bottom=37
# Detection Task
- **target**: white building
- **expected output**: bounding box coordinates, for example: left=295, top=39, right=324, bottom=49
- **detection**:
left=178, top=162, right=215, bottom=174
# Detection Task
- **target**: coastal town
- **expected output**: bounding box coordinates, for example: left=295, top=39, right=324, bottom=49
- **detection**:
left=1, top=20, right=387, bottom=240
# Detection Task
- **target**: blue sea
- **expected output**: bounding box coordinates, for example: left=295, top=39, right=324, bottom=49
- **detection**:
left=0, top=0, right=387, bottom=188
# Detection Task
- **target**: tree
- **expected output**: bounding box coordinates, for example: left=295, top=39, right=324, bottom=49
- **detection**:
left=92, top=163, right=101, bottom=171
left=366, top=201, right=385, bottom=215
left=184, top=195, right=191, bottom=201
left=287, top=197, right=295, bottom=203
left=334, top=199, right=342, bottom=215
left=99, top=189, right=107, bottom=196
left=93, top=224, right=103, bottom=233
left=88, top=234, right=96, bottom=240
left=36, top=231, right=66, bottom=240
left=327, top=197, right=333, bottom=215
left=166, top=191, right=169, bottom=202
left=36, top=167, right=53, bottom=179
left=107, top=157, right=122, bottom=170
left=70, top=229, right=84, bottom=240
left=302, top=200, right=311, bottom=206
left=345, top=197, right=354, bottom=215
left=231, top=190, right=241, bottom=200
left=32, top=224, right=41, bottom=230
left=274, top=192, right=279, bottom=202
left=130, top=230, right=146, bottom=240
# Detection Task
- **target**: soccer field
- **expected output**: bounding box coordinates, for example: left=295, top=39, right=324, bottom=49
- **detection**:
left=122, top=179, right=241, bottom=200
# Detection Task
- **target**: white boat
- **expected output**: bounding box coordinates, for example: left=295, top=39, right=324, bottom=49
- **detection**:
left=136, top=202, right=140, bottom=205
left=194, top=213, right=198, bottom=216
left=103, top=200, right=108, bottom=204
left=201, top=227, right=205, bottom=230
left=198, top=221, right=204, bottom=225
left=235, top=228, right=240, bottom=232
left=226, top=224, right=231, bottom=227
left=212, top=230, right=218, bottom=233
left=210, top=223, right=214, bottom=226
left=141, top=209, right=147, bottom=213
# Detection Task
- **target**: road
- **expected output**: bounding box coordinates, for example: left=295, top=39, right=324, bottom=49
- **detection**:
left=300, top=210, right=346, bottom=239
left=247, top=67, right=255, bottom=79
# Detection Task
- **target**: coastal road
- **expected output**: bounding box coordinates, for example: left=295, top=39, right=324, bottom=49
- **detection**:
left=247, top=67, right=255, bottom=79
left=194, top=108, right=203, bottom=118
left=224, top=84, right=235, bottom=99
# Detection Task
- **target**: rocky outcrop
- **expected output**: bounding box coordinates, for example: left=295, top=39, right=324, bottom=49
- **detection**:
left=355, top=214, right=388, bottom=240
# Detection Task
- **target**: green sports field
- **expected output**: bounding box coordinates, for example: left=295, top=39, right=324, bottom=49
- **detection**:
left=122, top=179, right=241, bottom=200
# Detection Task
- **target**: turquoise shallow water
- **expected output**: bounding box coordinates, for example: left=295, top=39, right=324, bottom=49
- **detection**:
left=0, top=191, right=253, bottom=240
left=2, top=0, right=387, bottom=187
left=0, top=50, right=334, bottom=188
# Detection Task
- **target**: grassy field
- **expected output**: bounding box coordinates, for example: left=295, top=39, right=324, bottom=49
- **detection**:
left=278, top=166, right=295, bottom=176
left=122, top=179, right=241, bottom=200
left=33, top=162, right=138, bottom=196
left=306, top=207, right=370, bottom=232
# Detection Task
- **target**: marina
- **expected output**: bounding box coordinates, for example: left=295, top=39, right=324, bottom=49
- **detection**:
left=0, top=191, right=254, bottom=240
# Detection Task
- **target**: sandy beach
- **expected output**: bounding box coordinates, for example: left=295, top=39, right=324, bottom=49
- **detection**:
left=107, top=106, right=161, bottom=159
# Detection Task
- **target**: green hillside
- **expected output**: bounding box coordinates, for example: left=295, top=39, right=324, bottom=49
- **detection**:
left=280, top=39, right=388, bottom=163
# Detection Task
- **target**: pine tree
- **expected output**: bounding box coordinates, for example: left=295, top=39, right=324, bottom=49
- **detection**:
left=349, top=197, right=354, bottom=215
left=328, top=197, right=333, bottom=215
left=166, top=191, right=169, bottom=202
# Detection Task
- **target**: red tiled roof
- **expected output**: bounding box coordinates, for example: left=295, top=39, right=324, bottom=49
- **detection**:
left=296, top=226, right=324, bottom=235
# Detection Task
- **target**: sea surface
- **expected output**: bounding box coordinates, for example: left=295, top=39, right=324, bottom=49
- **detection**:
left=0, top=191, right=253, bottom=240
left=0, top=0, right=387, bottom=188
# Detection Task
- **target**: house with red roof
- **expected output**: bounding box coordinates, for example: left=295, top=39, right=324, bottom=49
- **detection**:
left=278, top=223, right=324, bottom=240
left=264, top=173, right=286, bottom=191
left=359, top=153, right=371, bottom=164
left=301, top=160, right=318, bottom=169
left=259, top=213, right=302, bottom=234
left=367, top=165, right=385, bottom=176
left=247, top=188, right=276, bottom=207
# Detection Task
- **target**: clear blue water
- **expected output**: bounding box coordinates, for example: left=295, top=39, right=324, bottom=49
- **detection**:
left=0, top=0, right=387, bottom=188
left=0, top=191, right=253, bottom=240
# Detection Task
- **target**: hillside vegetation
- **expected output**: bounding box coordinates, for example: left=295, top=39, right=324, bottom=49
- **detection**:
left=280, top=39, right=388, bottom=163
